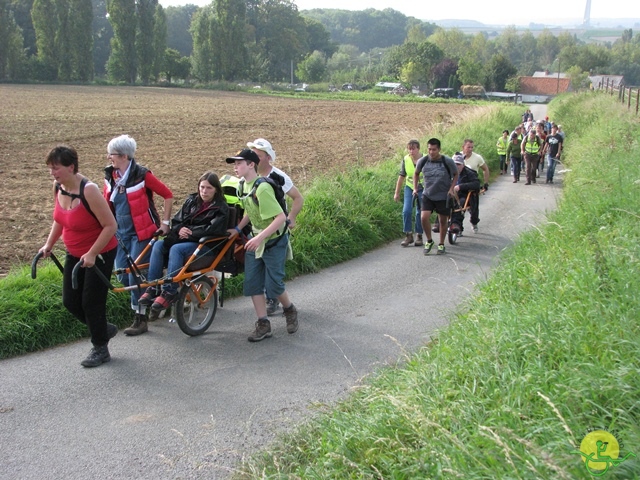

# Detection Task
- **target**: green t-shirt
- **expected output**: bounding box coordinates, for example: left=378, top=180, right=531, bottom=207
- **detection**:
left=240, top=178, right=284, bottom=240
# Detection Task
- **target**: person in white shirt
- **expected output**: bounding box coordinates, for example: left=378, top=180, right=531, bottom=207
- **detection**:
left=461, top=139, right=489, bottom=233
left=248, top=138, right=304, bottom=315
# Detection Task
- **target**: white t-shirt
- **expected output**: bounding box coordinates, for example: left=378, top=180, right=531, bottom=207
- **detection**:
left=268, top=165, right=294, bottom=194
left=464, top=152, right=485, bottom=172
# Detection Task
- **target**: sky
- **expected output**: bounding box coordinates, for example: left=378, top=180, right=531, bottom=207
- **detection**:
left=158, top=0, right=640, bottom=26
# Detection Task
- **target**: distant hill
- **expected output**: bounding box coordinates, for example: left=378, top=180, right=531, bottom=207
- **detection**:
left=434, top=19, right=489, bottom=28
left=431, top=18, right=640, bottom=29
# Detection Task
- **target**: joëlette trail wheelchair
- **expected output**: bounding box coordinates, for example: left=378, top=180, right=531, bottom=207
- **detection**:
left=447, top=187, right=484, bottom=245
left=32, top=207, right=246, bottom=337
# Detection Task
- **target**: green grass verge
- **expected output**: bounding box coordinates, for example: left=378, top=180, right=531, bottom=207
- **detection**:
left=234, top=93, right=640, bottom=478
left=0, top=262, right=133, bottom=359
left=0, top=103, right=521, bottom=359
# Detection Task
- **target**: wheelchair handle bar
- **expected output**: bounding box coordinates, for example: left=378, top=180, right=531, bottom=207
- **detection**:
left=31, top=251, right=64, bottom=279
left=71, top=259, right=115, bottom=290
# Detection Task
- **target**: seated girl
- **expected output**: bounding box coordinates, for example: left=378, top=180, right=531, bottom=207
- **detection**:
left=139, top=171, right=229, bottom=312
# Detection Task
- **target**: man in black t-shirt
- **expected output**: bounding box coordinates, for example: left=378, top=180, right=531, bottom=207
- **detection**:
left=542, top=124, right=563, bottom=184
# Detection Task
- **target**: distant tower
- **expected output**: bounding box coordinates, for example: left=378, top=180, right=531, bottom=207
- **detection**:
left=583, top=0, right=591, bottom=26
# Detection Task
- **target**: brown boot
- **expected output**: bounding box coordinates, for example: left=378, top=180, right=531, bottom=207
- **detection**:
left=414, top=234, right=423, bottom=246
left=284, top=303, right=298, bottom=334
left=400, top=233, right=414, bottom=247
left=123, top=313, right=148, bottom=336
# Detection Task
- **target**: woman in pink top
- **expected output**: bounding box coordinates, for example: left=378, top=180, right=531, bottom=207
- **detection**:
left=40, top=145, right=118, bottom=368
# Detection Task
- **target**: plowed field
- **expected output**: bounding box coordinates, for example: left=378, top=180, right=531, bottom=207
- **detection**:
left=0, top=85, right=475, bottom=274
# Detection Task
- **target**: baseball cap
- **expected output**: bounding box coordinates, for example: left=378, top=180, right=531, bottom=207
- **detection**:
left=225, top=148, right=260, bottom=164
left=247, top=138, right=276, bottom=162
left=453, top=152, right=465, bottom=165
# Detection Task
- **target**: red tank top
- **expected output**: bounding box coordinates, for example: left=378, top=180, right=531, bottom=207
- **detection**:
left=54, top=196, right=117, bottom=258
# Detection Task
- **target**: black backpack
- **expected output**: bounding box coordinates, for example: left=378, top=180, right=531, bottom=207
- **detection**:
left=239, top=171, right=289, bottom=217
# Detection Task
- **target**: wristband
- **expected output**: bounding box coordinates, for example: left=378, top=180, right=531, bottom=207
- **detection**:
left=234, top=226, right=241, bottom=234
left=162, top=220, right=170, bottom=226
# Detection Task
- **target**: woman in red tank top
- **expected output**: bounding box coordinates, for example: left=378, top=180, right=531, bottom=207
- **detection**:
left=40, top=145, right=118, bottom=368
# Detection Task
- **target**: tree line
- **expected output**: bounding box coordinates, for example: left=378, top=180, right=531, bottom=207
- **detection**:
left=1, top=2, right=639, bottom=89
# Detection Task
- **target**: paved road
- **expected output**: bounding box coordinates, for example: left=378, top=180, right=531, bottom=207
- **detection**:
left=1, top=109, right=560, bottom=480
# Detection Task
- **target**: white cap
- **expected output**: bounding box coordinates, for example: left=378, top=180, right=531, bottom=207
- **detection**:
left=247, top=138, right=276, bottom=162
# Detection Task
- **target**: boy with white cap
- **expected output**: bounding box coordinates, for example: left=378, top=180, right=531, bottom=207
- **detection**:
left=247, top=138, right=304, bottom=315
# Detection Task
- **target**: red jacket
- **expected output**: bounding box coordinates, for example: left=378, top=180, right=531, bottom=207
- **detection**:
left=104, top=159, right=173, bottom=241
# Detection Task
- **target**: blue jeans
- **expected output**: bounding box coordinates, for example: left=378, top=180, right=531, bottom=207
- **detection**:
left=402, top=185, right=423, bottom=234
left=148, top=240, right=197, bottom=295
left=499, top=154, right=507, bottom=172
left=115, top=233, right=150, bottom=308
left=511, top=157, right=522, bottom=179
left=547, top=156, right=557, bottom=181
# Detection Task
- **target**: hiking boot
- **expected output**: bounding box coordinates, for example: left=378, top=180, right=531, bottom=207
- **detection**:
left=437, top=244, right=446, bottom=255
left=266, top=298, right=280, bottom=316
left=81, top=345, right=110, bottom=368
left=423, top=239, right=435, bottom=255
left=151, top=290, right=178, bottom=311
left=138, top=286, right=159, bottom=307
left=414, top=234, right=423, bottom=247
left=148, top=309, right=160, bottom=321
left=107, top=322, right=118, bottom=339
left=400, top=233, right=414, bottom=247
left=124, top=313, right=148, bottom=336
left=248, top=319, right=272, bottom=342
left=284, top=303, right=298, bottom=334
left=432, top=224, right=440, bottom=233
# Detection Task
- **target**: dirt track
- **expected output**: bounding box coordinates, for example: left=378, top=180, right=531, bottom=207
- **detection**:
left=0, top=85, right=475, bottom=274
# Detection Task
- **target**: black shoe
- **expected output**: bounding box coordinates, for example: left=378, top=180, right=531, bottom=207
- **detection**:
left=81, top=345, right=110, bottom=368
left=107, top=322, right=118, bottom=339
left=138, top=286, right=159, bottom=307
left=431, top=225, right=440, bottom=233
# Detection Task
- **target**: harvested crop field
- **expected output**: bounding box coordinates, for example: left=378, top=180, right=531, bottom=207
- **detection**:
left=0, top=84, right=475, bottom=274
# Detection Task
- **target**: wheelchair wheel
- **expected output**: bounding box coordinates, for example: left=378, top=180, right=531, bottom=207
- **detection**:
left=176, top=276, right=217, bottom=336
left=448, top=228, right=458, bottom=245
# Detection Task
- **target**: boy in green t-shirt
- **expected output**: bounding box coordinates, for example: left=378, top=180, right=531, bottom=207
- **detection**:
left=226, top=149, right=298, bottom=341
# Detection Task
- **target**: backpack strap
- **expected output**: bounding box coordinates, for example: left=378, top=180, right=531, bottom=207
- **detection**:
left=55, top=178, right=100, bottom=224
left=426, top=157, right=454, bottom=180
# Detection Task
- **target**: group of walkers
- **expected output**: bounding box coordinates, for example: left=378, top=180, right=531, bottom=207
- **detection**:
left=394, top=137, right=489, bottom=256
left=395, top=112, right=565, bottom=256
left=498, top=112, right=565, bottom=186
left=40, top=135, right=302, bottom=368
